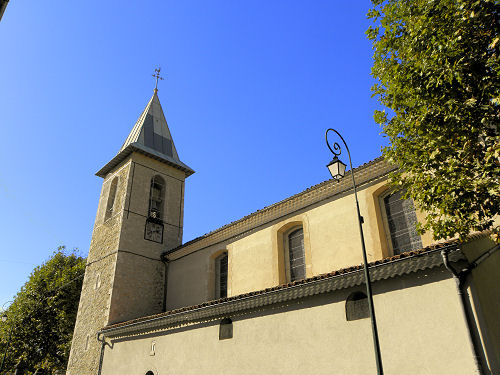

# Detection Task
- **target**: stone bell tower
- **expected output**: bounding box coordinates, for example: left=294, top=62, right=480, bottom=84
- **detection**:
left=67, top=77, right=194, bottom=375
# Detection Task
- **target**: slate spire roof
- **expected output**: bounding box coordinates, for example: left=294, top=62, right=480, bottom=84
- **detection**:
left=96, top=90, right=195, bottom=178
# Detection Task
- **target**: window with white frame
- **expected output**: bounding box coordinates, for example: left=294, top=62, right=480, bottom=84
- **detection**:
left=381, top=190, right=422, bottom=255
left=215, top=252, right=228, bottom=299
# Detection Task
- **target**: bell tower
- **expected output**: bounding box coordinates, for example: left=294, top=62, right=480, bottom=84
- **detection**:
left=67, top=76, right=194, bottom=375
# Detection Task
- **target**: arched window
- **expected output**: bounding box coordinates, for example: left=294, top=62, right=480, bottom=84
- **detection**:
left=382, top=189, right=422, bottom=255
left=104, top=177, right=118, bottom=221
left=346, top=291, right=369, bottom=321
left=215, top=252, right=228, bottom=299
left=149, top=175, right=165, bottom=219
left=286, top=228, right=305, bottom=282
left=145, top=372, right=155, bottom=375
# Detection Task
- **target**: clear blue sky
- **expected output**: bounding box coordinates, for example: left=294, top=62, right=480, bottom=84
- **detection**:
left=0, top=1, right=386, bottom=306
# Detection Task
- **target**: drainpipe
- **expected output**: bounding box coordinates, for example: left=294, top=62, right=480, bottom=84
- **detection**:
left=160, top=252, right=170, bottom=312
left=97, top=332, right=106, bottom=375
left=441, top=244, right=500, bottom=375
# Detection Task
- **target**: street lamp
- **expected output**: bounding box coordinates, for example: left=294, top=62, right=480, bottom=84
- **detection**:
left=325, top=128, right=384, bottom=375
left=326, top=156, right=347, bottom=180
left=0, top=301, right=14, bottom=373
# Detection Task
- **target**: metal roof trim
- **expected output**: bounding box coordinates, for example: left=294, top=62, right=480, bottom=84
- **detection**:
left=96, top=142, right=195, bottom=178
left=100, top=245, right=463, bottom=339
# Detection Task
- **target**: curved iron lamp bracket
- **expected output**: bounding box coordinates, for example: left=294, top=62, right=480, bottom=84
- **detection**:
left=325, top=128, right=354, bottom=170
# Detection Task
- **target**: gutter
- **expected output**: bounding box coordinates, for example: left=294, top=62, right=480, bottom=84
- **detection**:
left=441, top=244, right=500, bottom=375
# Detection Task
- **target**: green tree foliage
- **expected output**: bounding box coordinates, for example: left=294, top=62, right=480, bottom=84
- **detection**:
left=367, top=0, right=500, bottom=242
left=0, top=248, right=85, bottom=374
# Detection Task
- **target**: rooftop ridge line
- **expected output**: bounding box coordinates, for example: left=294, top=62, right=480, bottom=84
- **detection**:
left=168, top=157, right=394, bottom=258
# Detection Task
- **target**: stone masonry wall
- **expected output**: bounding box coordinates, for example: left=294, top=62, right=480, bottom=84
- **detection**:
left=66, top=161, right=131, bottom=375
left=107, top=154, right=185, bottom=324
left=67, top=153, right=188, bottom=374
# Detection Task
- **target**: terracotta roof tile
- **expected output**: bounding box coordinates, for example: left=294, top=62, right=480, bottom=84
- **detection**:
left=104, top=234, right=475, bottom=332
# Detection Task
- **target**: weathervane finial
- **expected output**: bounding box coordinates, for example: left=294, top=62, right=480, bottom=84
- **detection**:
left=152, top=67, right=164, bottom=92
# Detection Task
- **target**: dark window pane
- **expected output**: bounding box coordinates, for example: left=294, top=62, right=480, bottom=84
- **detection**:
left=288, top=228, right=305, bottom=282
left=216, top=253, right=228, bottom=299
left=149, top=176, right=165, bottom=219
left=384, top=190, right=422, bottom=254
left=219, top=318, right=233, bottom=340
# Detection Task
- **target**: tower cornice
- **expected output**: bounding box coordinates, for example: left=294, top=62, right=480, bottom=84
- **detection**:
left=96, top=142, right=194, bottom=178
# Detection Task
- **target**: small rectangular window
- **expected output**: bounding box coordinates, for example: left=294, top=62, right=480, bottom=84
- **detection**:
left=219, top=318, right=233, bottom=340
left=346, top=292, right=369, bottom=321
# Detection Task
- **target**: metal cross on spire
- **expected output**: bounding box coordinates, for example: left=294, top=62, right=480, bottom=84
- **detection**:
left=152, top=67, right=164, bottom=92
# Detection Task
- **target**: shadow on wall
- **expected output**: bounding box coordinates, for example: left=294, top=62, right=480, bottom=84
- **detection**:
left=113, top=266, right=453, bottom=346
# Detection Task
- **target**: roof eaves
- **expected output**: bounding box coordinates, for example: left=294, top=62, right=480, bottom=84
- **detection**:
left=166, top=156, right=394, bottom=257
left=96, top=143, right=195, bottom=178
left=100, top=242, right=463, bottom=339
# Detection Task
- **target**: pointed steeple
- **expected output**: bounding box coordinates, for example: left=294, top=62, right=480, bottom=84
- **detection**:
left=120, top=90, right=182, bottom=160
left=96, top=90, right=194, bottom=178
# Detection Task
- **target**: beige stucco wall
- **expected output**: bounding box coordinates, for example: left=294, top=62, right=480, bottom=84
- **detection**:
left=102, top=269, right=477, bottom=375
left=166, top=242, right=232, bottom=310
left=166, top=179, right=434, bottom=309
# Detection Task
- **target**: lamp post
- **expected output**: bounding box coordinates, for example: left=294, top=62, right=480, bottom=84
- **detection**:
left=325, top=128, right=384, bottom=375
left=0, top=301, right=14, bottom=374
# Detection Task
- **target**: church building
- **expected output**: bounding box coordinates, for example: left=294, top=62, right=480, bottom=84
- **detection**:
left=67, top=84, right=500, bottom=375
